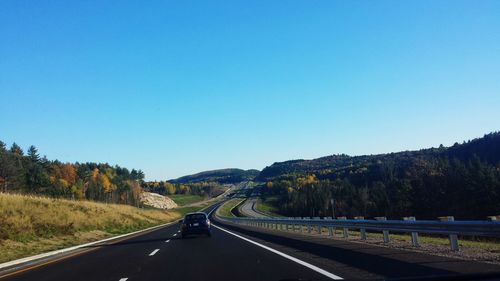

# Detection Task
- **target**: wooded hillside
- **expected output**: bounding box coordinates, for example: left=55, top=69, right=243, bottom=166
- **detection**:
left=258, top=132, right=500, bottom=219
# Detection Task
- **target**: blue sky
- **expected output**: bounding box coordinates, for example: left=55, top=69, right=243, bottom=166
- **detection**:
left=1, top=1, right=499, bottom=180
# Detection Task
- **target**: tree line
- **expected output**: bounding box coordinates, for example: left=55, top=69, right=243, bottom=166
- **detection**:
left=142, top=180, right=226, bottom=198
left=0, top=141, right=145, bottom=206
left=260, top=132, right=500, bottom=220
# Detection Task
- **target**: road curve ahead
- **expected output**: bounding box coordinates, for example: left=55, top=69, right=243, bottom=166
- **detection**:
left=0, top=204, right=332, bottom=281
left=238, top=197, right=268, bottom=218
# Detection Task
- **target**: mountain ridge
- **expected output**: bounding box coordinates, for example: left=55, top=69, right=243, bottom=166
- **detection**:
left=257, top=132, right=500, bottom=181
left=170, top=168, right=260, bottom=184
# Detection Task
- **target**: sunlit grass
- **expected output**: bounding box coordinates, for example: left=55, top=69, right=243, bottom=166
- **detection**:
left=169, top=194, right=206, bottom=206
left=0, top=192, right=182, bottom=263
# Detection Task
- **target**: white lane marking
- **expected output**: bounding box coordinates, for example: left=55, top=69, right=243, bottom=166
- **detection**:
left=165, top=239, right=170, bottom=243
left=212, top=224, right=343, bottom=280
left=173, top=233, right=177, bottom=237
left=0, top=221, right=176, bottom=270
left=119, top=278, right=128, bottom=281
left=177, top=230, right=180, bottom=233
left=149, top=249, right=160, bottom=256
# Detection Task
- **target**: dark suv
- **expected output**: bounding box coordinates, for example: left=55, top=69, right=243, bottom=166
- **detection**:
left=180, top=212, right=211, bottom=238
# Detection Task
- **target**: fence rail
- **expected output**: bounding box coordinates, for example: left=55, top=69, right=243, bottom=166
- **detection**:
left=220, top=215, right=500, bottom=251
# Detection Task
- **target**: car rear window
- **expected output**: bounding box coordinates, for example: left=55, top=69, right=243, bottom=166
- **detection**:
left=185, top=214, right=206, bottom=220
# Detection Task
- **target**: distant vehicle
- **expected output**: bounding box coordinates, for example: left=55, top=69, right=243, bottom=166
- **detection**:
left=180, top=212, right=211, bottom=238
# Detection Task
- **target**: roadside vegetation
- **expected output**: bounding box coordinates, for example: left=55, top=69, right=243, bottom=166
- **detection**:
left=175, top=201, right=213, bottom=216
left=323, top=227, right=500, bottom=252
left=217, top=198, right=245, bottom=217
left=0, top=192, right=182, bottom=263
left=0, top=141, right=144, bottom=206
left=169, top=194, right=206, bottom=206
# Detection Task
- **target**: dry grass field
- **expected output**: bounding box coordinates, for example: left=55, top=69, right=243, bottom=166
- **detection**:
left=0, top=193, right=181, bottom=263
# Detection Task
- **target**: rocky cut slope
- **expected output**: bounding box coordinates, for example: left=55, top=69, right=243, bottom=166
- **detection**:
left=139, top=192, right=178, bottom=209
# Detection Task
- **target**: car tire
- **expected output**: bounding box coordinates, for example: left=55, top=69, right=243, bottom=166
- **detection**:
left=206, top=231, right=211, bottom=237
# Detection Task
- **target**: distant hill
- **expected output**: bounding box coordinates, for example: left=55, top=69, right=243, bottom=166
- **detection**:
left=257, top=132, right=500, bottom=219
left=258, top=132, right=500, bottom=181
left=170, top=168, right=259, bottom=184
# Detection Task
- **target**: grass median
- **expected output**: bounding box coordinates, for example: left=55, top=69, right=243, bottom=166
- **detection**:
left=217, top=198, right=245, bottom=217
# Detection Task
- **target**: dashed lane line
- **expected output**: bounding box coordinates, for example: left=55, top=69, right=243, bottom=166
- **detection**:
left=148, top=249, right=160, bottom=256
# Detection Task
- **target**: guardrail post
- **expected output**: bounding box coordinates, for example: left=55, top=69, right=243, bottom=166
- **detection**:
left=375, top=217, right=390, bottom=243
left=324, top=217, right=334, bottom=236
left=312, top=217, right=321, bottom=235
left=338, top=216, right=348, bottom=238
left=439, top=216, right=459, bottom=251
left=404, top=216, right=419, bottom=247
left=355, top=216, right=366, bottom=240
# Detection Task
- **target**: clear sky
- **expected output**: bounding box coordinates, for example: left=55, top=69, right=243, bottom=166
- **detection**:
left=1, top=1, right=499, bottom=180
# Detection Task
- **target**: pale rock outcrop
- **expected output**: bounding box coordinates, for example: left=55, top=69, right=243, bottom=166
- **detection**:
left=140, top=192, right=178, bottom=209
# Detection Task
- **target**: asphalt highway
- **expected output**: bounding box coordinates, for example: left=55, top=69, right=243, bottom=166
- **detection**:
left=2, top=203, right=500, bottom=281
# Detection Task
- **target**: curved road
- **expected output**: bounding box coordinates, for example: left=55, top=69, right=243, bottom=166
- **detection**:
left=238, top=197, right=268, bottom=218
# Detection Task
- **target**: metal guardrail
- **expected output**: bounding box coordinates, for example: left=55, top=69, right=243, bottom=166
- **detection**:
left=221, top=215, right=500, bottom=251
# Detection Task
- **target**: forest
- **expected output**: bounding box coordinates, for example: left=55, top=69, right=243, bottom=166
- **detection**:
left=141, top=168, right=260, bottom=199
left=259, top=132, right=500, bottom=220
left=141, top=180, right=226, bottom=198
left=169, top=168, right=259, bottom=184
left=0, top=141, right=145, bottom=206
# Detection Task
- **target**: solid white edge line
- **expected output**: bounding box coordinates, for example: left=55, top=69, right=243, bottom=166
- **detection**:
left=119, top=278, right=128, bottom=281
left=212, top=224, right=343, bottom=280
left=0, top=221, right=176, bottom=270
left=149, top=249, right=160, bottom=256
left=0, top=202, right=222, bottom=273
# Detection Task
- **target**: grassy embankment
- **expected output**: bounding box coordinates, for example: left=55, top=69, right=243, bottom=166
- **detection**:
left=217, top=198, right=245, bottom=217
left=169, top=194, right=206, bottom=206
left=330, top=229, right=500, bottom=251
left=0, top=193, right=205, bottom=263
left=255, top=196, right=282, bottom=217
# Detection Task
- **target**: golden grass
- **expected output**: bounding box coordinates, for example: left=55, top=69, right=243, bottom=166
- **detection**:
left=0, top=192, right=182, bottom=263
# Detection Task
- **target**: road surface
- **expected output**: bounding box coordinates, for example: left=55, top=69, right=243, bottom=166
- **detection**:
left=2, top=203, right=500, bottom=281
